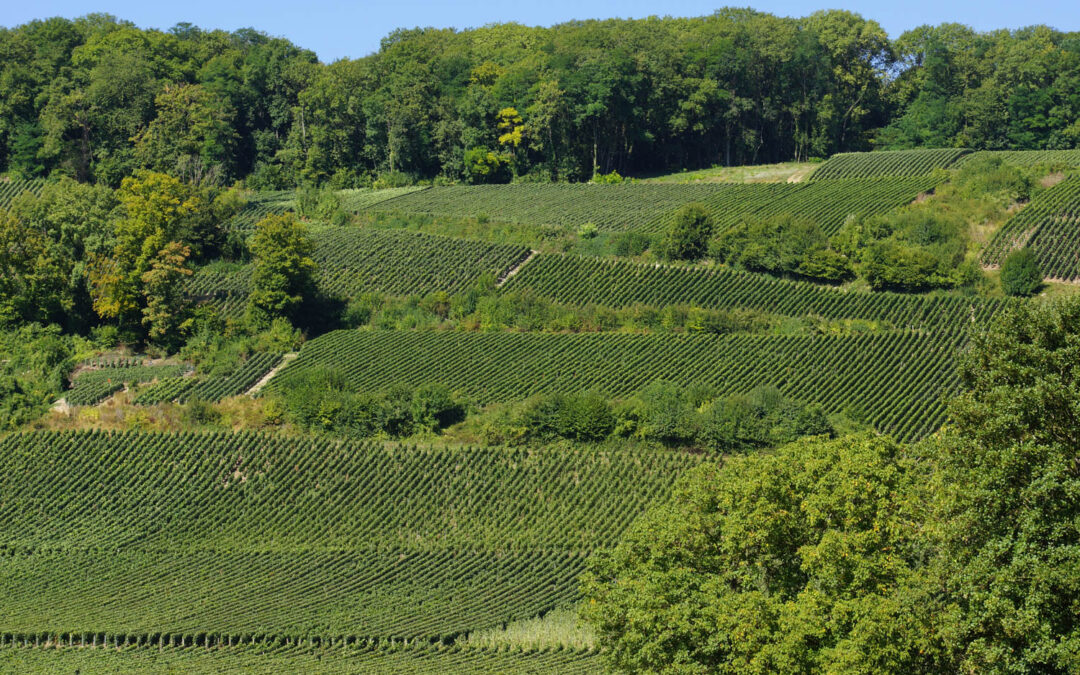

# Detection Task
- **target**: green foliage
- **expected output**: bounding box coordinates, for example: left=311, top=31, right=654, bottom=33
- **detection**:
left=923, top=298, right=1080, bottom=672
left=712, top=214, right=854, bottom=282
left=659, top=202, right=713, bottom=261
left=999, top=247, right=1042, bottom=296
left=591, top=170, right=623, bottom=184
left=0, top=429, right=695, bottom=650
left=0, top=642, right=602, bottom=673
left=245, top=213, right=316, bottom=327
left=582, top=434, right=935, bottom=673
left=276, top=369, right=467, bottom=438
left=464, top=146, right=511, bottom=184
left=362, top=179, right=936, bottom=237
left=0, top=324, right=93, bottom=428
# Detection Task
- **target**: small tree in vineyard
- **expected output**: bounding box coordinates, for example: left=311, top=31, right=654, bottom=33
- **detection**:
left=999, top=247, right=1042, bottom=297
left=245, top=214, right=316, bottom=328
left=659, top=203, right=713, bottom=261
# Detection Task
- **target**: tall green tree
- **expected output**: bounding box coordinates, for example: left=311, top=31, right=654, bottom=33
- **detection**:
left=245, top=213, right=316, bottom=327
left=924, top=298, right=1080, bottom=672
left=582, top=434, right=941, bottom=673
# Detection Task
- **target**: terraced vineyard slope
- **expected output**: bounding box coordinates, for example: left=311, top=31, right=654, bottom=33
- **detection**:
left=957, top=149, right=1080, bottom=168
left=808, top=148, right=969, bottom=180
left=982, top=174, right=1080, bottom=280
left=266, top=329, right=964, bottom=441
left=503, top=253, right=1008, bottom=328
left=187, top=229, right=530, bottom=310
left=363, top=178, right=938, bottom=235
left=0, top=431, right=691, bottom=658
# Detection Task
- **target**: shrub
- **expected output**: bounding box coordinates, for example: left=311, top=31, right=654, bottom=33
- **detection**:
left=1000, top=247, right=1042, bottom=296
left=659, top=203, right=713, bottom=261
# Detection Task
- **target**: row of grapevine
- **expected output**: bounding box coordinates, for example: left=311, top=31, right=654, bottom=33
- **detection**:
left=0, top=178, right=45, bottom=209
left=66, top=364, right=187, bottom=406
left=503, top=253, right=1009, bottom=327
left=0, top=431, right=692, bottom=645
left=133, top=353, right=282, bottom=404
left=957, top=149, right=1080, bottom=168
left=0, top=640, right=600, bottom=674
left=224, top=191, right=294, bottom=231
left=266, top=329, right=966, bottom=441
left=0, top=431, right=695, bottom=552
left=365, top=178, right=936, bottom=234
left=982, top=174, right=1080, bottom=279
left=338, top=186, right=429, bottom=211
left=0, top=548, right=583, bottom=640
left=808, top=148, right=970, bottom=180
left=187, top=228, right=531, bottom=299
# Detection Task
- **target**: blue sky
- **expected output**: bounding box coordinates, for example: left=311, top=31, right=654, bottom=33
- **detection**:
left=4, top=0, right=1078, bottom=62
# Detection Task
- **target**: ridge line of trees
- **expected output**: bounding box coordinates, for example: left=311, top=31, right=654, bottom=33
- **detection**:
left=0, top=11, right=1077, bottom=187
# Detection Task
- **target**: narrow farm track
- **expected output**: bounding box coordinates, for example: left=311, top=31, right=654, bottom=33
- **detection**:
left=496, top=250, right=540, bottom=287
left=246, top=353, right=298, bottom=396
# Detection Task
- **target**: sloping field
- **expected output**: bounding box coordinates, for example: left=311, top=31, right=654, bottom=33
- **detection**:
left=957, top=149, right=1080, bottom=168
left=982, top=174, right=1080, bottom=279
left=503, top=253, right=1009, bottom=327
left=807, top=148, right=969, bottom=180
left=364, top=178, right=937, bottom=234
left=266, top=329, right=964, bottom=441
left=187, top=228, right=530, bottom=300
left=0, top=431, right=692, bottom=654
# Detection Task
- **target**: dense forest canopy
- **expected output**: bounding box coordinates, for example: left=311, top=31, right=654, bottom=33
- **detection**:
left=0, top=10, right=1078, bottom=187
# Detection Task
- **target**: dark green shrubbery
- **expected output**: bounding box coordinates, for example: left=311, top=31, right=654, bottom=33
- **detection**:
left=509, top=382, right=834, bottom=451
left=659, top=203, right=713, bottom=261
left=999, top=247, right=1042, bottom=296
left=277, top=368, right=467, bottom=438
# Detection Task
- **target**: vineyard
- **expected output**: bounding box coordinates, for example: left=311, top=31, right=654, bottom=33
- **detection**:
left=66, top=364, right=187, bottom=406
left=224, top=190, right=294, bottom=230
left=0, top=641, right=600, bottom=674
left=338, top=186, right=428, bottom=211
left=132, top=353, right=282, bottom=404
left=503, top=253, right=1009, bottom=328
left=958, top=149, right=1080, bottom=168
left=0, top=431, right=692, bottom=656
left=187, top=229, right=531, bottom=303
left=807, top=148, right=970, bottom=180
left=0, top=178, right=45, bottom=208
left=266, top=329, right=965, bottom=441
left=982, top=174, right=1080, bottom=279
left=363, top=178, right=938, bottom=234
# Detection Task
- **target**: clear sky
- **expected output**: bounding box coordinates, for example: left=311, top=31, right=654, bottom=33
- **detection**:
left=4, top=0, right=1078, bottom=62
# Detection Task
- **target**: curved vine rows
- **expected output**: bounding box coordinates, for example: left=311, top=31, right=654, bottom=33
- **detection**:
left=0, top=178, right=45, bottom=209
left=503, top=253, right=1008, bottom=327
left=808, top=148, right=969, bottom=180
left=364, top=179, right=936, bottom=234
left=267, top=329, right=964, bottom=441
left=982, top=174, right=1080, bottom=279
left=0, top=431, right=692, bottom=648
left=187, top=229, right=530, bottom=301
